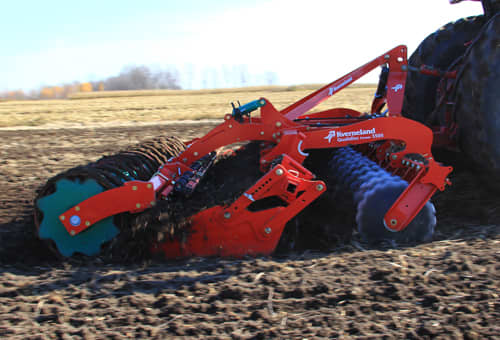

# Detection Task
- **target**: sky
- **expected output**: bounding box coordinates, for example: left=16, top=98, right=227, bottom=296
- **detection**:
left=0, top=0, right=484, bottom=92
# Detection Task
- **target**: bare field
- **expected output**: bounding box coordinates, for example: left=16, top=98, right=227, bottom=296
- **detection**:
left=0, top=85, right=376, bottom=128
left=0, top=123, right=499, bottom=338
left=2, top=85, right=498, bottom=338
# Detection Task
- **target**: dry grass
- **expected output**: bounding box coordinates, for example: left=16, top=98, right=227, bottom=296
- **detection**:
left=67, top=84, right=326, bottom=100
left=0, top=85, right=376, bottom=128
left=67, top=83, right=376, bottom=100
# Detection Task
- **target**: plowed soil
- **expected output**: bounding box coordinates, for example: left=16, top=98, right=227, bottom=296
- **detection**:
left=0, top=123, right=499, bottom=339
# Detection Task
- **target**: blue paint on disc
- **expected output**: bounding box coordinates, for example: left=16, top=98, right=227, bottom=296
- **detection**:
left=36, top=178, right=119, bottom=257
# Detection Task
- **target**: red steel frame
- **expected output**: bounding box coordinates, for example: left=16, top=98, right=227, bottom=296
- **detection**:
left=58, top=45, right=452, bottom=258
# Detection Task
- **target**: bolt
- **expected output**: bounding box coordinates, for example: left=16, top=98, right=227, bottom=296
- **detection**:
left=275, top=168, right=284, bottom=176
left=229, top=124, right=233, bottom=128
left=276, top=139, right=281, bottom=143
left=260, top=131, right=265, bottom=136
left=260, top=99, right=266, bottom=105
left=276, top=121, right=282, bottom=128
left=70, top=230, right=76, bottom=236
left=150, top=201, right=156, bottom=206
left=147, top=183, right=152, bottom=189
left=384, top=54, right=390, bottom=60
left=316, top=184, right=324, bottom=191
left=390, top=219, right=397, bottom=226
left=225, top=115, right=231, bottom=120
left=70, top=215, right=81, bottom=227
left=75, top=206, right=80, bottom=211
left=416, top=165, right=421, bottom=171
left=224, top=212, right=231, bottom=219
left=85, top=221, right=91, bottom=227
left=194, top=152, right=199, bottom=157
left=183, top=158, right=187, bottom=162
left=60, top=215, right=65, bottom=221
left=401, top=65, right=408, bottom=71
left=261, top=159, right=267, bottom=164
left=264, top=227, right=272, bottom=234
left=136, top=203, right=141, bottom=209
left=391, top=154, right=398, bottom=160
left=132, top=185, right=137, bottom=191
left=272, top=133, right=276, bottom=138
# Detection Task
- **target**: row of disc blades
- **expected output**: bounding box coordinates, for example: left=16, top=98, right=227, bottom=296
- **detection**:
left=329, top=147, right=436, bottom=245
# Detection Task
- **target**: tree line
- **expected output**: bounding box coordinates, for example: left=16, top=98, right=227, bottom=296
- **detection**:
left=0, top=66, right=181, bottom=100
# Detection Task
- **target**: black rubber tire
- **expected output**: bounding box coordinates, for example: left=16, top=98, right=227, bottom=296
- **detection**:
left=482, top=0, right=500, bottom=18
left=402, top=16, right=486, bottom=124
left=454, top=15, right=500, bottom=171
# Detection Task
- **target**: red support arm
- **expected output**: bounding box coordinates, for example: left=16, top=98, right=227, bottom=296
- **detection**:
left=383, top=164, right=452, bottom=232
left=59, top=181, right=155, bottom=236
left=281, top=45, right=408, bottom=120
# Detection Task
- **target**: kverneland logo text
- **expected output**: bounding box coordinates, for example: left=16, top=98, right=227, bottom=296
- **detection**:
left=325, top=128, right=376, bottom=143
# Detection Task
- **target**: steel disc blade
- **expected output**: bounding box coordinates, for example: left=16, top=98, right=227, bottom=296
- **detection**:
left=356, top=181, right=436, bottom=244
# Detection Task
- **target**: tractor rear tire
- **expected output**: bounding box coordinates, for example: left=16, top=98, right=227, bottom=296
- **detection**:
left=454, top=15, right=500, bottom=172
left=402, top=16, right=486, bottom=124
